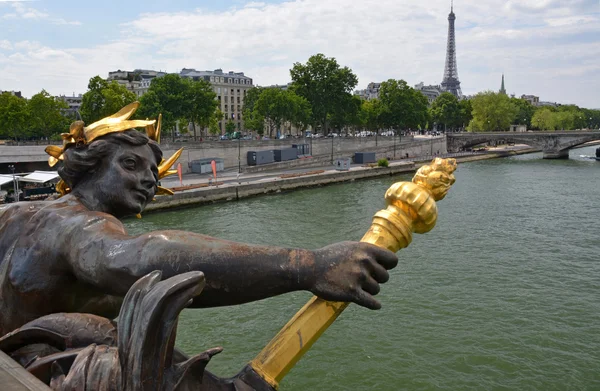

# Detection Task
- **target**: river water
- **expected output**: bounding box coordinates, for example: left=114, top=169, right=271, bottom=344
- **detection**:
left=125, top=145, right=599, bottom=390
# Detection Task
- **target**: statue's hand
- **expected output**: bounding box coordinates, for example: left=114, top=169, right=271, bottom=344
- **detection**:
left=311, top=242, right=398, bottom=310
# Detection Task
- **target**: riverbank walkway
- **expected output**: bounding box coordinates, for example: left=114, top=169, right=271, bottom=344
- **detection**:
left=146, top=147, right=534, bottom=213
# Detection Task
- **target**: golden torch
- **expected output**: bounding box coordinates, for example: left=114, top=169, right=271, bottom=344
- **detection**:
left=249, top=158, right=458, bottom=389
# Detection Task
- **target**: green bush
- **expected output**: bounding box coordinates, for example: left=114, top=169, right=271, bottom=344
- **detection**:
left=377, top=158, right=389, bottom=167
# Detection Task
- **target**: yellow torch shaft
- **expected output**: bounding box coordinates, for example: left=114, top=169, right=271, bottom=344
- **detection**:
left=249, top=209, right=414, bottom=389
left=249, top=158, right=457, bottom=389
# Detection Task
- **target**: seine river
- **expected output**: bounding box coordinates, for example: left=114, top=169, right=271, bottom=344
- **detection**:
left=125, top=145, right=599, bottom=390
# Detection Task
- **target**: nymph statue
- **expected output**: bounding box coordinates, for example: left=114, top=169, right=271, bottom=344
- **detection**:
left=0, top=103, right=398, bottom=389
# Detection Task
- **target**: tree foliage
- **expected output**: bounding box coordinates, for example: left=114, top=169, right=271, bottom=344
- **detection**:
left=28, top=90, right=69, bottom=139
left=530, top=106, right=588, bottom=131
left=80, top=76, right=137, bottom=124
left=242, top=87, right=312, bottom=137
left=139, top=74, right=218, bottom=139
left=360, top=98, right=383, bottom=132
left=330, top=94, right=362, bottom=133
left=378, top=79, right=429, bottom=131
left=458, top=99, right=473, bottom=130
left=290, top=53, right=358, bottom=133
left=467, top=91, right=518, bottom=131
left=187, top=79, right=218, bottom=139
left=0, top=92, right=29, bottom=140
left=429, top=92, right=460, bottom=131
left=510, top=97, right=536, bottom=127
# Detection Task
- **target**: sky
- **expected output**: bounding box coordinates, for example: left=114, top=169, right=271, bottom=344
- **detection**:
left=0, top=0, right=599, bottom=108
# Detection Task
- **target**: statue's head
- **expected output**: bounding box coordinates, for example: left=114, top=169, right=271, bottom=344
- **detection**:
left=59, top=130, right=162, bottom=217
left=412, top=158, right=457, bottom=201
left=45, top=102, right=182, bottom=218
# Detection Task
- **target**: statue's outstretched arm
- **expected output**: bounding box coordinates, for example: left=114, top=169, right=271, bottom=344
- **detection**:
left=64, top=214, right=397, bottom=309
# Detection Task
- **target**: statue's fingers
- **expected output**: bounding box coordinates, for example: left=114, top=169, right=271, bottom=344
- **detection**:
left=361, top=276, right=381, bottom=296
left=364, top=244, right=399, bottom=270
left=353, top=289, right=382, bottom=310
left=365, top=260, right=390, bottom=284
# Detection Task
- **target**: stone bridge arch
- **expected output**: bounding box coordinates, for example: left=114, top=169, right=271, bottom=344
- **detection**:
left=446, top=131, right=600, bottom=159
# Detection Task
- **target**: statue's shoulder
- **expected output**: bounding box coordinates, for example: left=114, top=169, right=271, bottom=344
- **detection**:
left=1, top=197, right=121, bottom=230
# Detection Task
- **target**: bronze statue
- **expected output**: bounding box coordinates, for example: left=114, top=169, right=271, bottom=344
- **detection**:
left=0, top=103, right=399, bottom=389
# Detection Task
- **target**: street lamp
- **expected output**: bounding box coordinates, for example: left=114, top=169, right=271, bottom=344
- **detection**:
left=8, top=164, right=19, bottom=203
left=393, top=130, right=396, bottom=160
left=238, top=134, right=241, bottom=174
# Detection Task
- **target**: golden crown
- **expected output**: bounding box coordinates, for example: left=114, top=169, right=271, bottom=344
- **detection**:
left=45, top=102, right=182, bottom=197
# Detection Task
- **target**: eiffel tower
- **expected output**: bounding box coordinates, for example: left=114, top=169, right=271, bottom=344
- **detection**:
left=441, top=1, right=462, bottom=97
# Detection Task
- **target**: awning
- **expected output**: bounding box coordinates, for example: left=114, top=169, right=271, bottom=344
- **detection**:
left=0, top=175, right=14, bottom=187
left=18, top=171, right=60, bottom=184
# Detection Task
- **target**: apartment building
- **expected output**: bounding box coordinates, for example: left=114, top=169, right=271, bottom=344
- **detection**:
left=414, top=82, right=442, bottom=104
left=354, top=82, right=382, bottom=100
left=57, top=94, right=83, bottom=117
left=107, top=69, right=167, bottom=97
left=179, top=68, right=253, bottom=133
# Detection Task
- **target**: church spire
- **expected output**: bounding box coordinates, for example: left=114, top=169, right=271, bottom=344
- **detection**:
left=500, top=74, right=506, bottom=95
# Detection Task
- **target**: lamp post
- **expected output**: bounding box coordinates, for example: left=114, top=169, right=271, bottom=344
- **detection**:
left=393, top=130, right=396, bottom=160
left=331, top=132, right=334, bottom=165
left=8, top=164, right=18, bottom=202
left=238, top=135, right=241, bottom=174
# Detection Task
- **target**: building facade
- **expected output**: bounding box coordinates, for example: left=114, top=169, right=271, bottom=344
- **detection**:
left=0, top=90, right=23, bottom=98
left=179, top=68, right=254, bottom=133
left=354, top=82, right=381, bottom=100
left=57, top=94, right=83, bottom=117
left=414, top=82, right=442, bottom=104
left=107, top=69, right=167, bottom=97
left=521, top=95, right=539, bottom=106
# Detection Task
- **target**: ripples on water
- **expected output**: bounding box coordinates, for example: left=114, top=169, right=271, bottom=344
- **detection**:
left=125, top=146, right=600, bottom=390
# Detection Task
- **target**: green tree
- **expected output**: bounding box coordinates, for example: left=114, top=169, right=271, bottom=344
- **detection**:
left=138, top=74, right=192, bottom=140
left=330, top=94, right=362, bottom=134
left=244, top=88, right=312, bottom=137
left=359, top=98, right=383, bottom=133
left=457, top=99, right=473, bottom=131
left=582, top=108, right=600, bottom=129
left=556, top=105, right=586, bottom=130
left=531, top=107, right=555, bottom=130
left=429, top=92, right=460, bottom=132
left=208, top=109, right=224, bottom=136
left=28, top=90, right=69, bottom=139
left=242, top=87, right=266, bottom=134
left=510, top=97, right=536, bottom=128
left=254, top=88, right=289, bottom=137
left=186, top=79, right=218, bottom=140
left=379, top=79, right=429, bottom=131
left=80, top=76, right=137, bottom=124
left=225, top=120, right=236, bottom=135
left=467, top=91, right=518, bottom=132
left=289, top=92, right=312, bottom=136
left=0, top=92, right=29, bottom=141
left=290, top=53, right=358, bottom=134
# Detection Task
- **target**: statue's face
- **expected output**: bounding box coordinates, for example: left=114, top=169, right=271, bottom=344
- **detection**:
left=90, top=143, right=159, bottom=217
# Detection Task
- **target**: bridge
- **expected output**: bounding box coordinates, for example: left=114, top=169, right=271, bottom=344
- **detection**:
left=446, top=131, right=600, bottom=159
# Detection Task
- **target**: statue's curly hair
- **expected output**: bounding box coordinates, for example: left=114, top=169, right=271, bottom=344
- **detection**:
left=58, top=130, right=163, bottom=190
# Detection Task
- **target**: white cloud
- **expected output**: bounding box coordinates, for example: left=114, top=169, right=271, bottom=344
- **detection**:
left=0, top=40, right=12, bottom=50
left=0, top=0, right=599, bottom=107
left=1, top=1, right=80, bottom=25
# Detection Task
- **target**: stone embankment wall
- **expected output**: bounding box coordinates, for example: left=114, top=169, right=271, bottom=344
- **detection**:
left=145, top=162, right=417, bottom=212
left=161, top=136, right=447, bottom=174
left=0, top=136, right=448, bottom=174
